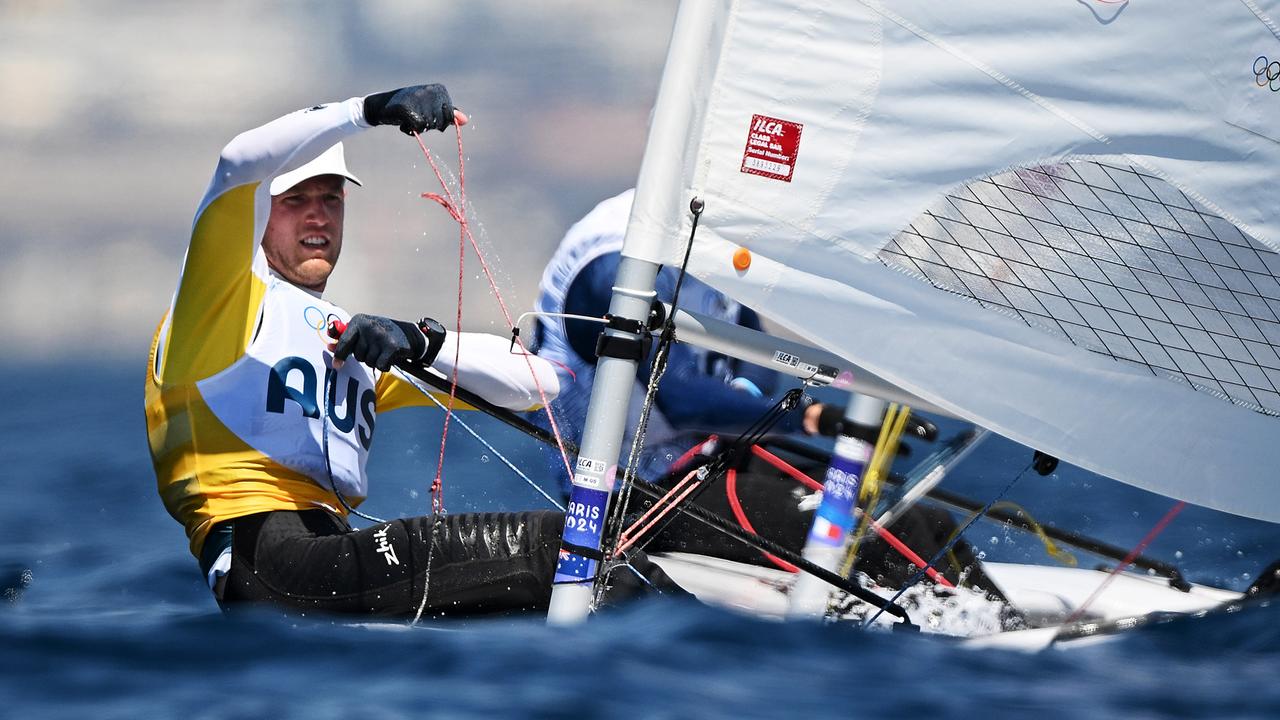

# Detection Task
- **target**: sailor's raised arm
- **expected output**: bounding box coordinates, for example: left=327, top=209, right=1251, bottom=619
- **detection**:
left=202, top=84, right=461, bottom=210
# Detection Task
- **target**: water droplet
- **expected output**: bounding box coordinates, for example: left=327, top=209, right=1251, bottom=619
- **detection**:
left=481, top=455, right=490, bottom=463
left=977, top=551, right=987, bottom=560
left=988, top=536, right=999, bottom=546
left=1174, top=550, right=1183, bottom=559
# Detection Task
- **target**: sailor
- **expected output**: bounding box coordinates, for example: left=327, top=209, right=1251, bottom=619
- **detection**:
left=145, top=85, right=679, bottom=618
left=532, top=187, right=825, bottom=494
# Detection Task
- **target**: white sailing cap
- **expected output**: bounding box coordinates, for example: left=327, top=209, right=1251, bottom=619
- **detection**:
left=268, top=143, right=363, bottom=195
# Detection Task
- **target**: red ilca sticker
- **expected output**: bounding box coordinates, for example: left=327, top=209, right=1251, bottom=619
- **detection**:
left=740, top=114, right=803, bottom=182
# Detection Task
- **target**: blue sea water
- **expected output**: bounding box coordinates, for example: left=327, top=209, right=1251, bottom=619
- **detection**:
left=3, top=361, right=1279, bottom=719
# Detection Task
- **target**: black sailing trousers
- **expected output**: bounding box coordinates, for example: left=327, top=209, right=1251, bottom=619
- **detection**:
left=219, top=509, right=565, bottom=618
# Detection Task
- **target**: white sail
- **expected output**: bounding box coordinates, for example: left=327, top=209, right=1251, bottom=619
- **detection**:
left=623, top=0, right=1280, bottom=521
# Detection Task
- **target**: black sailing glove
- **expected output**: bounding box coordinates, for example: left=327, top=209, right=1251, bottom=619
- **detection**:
left=363, top=84, right=455, bottom=135
left=332, top=314, right=446, bottom=371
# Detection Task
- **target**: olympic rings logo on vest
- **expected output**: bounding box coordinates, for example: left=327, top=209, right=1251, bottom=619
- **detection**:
left=302, top=305, right=340, bottom=342
left=1255, top=56, right=1280, bottom=92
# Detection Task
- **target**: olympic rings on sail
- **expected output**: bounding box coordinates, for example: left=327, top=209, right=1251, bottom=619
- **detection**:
left=1254, top=56, right=1280, bottom=92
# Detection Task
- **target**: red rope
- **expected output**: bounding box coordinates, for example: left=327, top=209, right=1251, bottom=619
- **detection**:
left=725, top=469, right=801, bottom=573
left=613, top=467, right=704, bottom=557
left=412, top=128, right=576, bottom=497
left=1062, top=500, right=1186, bottom=626
left=750, top=445, right=823, bottom=492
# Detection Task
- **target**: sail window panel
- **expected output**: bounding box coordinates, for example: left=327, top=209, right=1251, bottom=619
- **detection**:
left=1077, top=209, right=1129, bottom=255
left=1135, top=270, right=1180, bottom=302
left=1201, top=354, right=1246, bottom=386
left=1168, top=205, right=1216, bottom=242
left=1092, top=261, right=1144, bottom=295
left=1039, top=198, right=1095, bottom=236
left=915, top=260, right=968, bottom=295
left=1214, top=266, right=1259, bottom=297
left=890, top=230, right=947, bottom=267
left=1257, top=248, right=1280, bottom=277
left=911, top=214, right=950, bottom=245
left=1192, top=236, right=1238, bottom=269
left=1145, top=319, right=1193, bottom=351
left=1132, top=339, right=1179, bottom=374
left=933, top=215, right=987, bottom=252
left=1179, top=325, right=1227, bottom=360
left=977, top=227, right=1036, bottom=266
left=1013, top=168, right=1069, bottom=203
left=1253, top=389, right=1280, bottom=414
left=995, top=184, right=1061, bottom=226
left=955, top=271, right=1008, bottom=307
left=1178, top=258, right=1228, bottom=291
left=1020, top=241, right=1072, bottom=276
left=1107, top=235, right=1160, bottom=274
left=1200, top=285, right=1247, bottom=316
left=1095, top=329, right=1146, bottom=364
left=1129, top=197, right=1181, bottom=235
left=1223, top=243, right=1273, bottom=275
left=1145, top=248, right=1194, bottom=283
left=1082, top=278, right=1132, bottom=313
left=1202, top=214, right=1253, bottom=250
left=1265, top=367, right=1280, bottom=395
left=1110, top=310, right=1158, bottom=344
left=1230, top=362, right=1273, bottom=395
left=1153, top=298, right=1200, bottom=330
left=1188, top=306, right=1233, bottom=336
left=1020, top=312, right=1071, bottom=342
left=1166, top=347, right=1213, bottom=379
left=1011, top=262, right=1062, bottom=296
left=1258, top=317, right=1280, bottom=346
left=969, top=249, right=1024, bottom=286
left=1060, top=249, right=1110, bottom=285
left=1212, top=333, right=1257, bottom=365
left=1186, top=374, right=1229, bottom=399
left=1118, top=288, right=1170, bottom=322
left=1166, top=277, right=1214, bottom=310
left=951, top=198, right=1008, bottom=238
left=968, top=180, right=1021, bottom=214
left=1116, top=218, right=1172, bottom=255
left=1042, top=270, right=1095, bottom=306
left=1032, top=291, right=1089, bottom=327
left=1053, top=176, right=1112, bottom=215
left=1029, top=218, right=1087, bottom=257
left=992, top=280, right=1048, bottom=317
left=1102, top=165, right=1161, bottom=203
left=1072, top=300, right=1124, bottom=335
left=933, top=241, right=985, bottom=277
left=987, top=210, right=1041, bottom=255
left=1091, top=187, right=1148, bottom=225
left=1218, top=381, right=1260, bottom=408
left=1153, top=227, right=1208, bottom=263
left=1244, top=274, right=1280, bottom=306
left=1059, top=320, right=1107, bottom=352
left=1144, top=177, right=1196, bottom=212
left=1231, top=293, right=1276, bottom=326
left=1223, top=312, right=1270, bottom=343
left=1067, top=228, right=1123, bottom=266
left=1066, top=162, right=1122, bottom=194
left=1243, top=339, right=1280, bottom=370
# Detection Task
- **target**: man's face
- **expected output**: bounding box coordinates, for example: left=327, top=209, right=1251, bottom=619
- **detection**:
left=261, top=174, right=346, bottom=292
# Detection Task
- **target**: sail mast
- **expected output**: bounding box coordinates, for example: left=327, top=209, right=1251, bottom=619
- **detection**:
left=547, top=0, right=722, bottom=624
